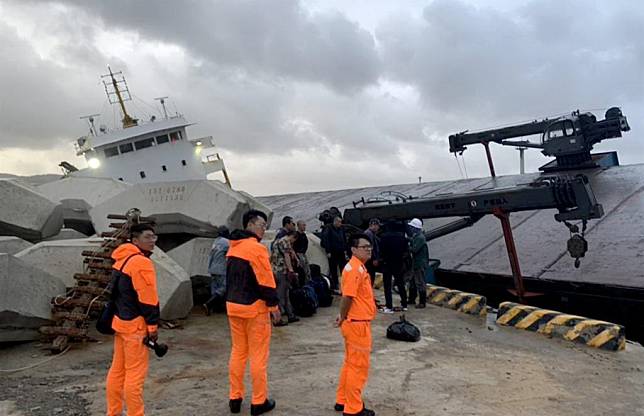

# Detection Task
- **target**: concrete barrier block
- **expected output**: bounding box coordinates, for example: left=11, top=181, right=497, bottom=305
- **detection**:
left=15, top=238, right=105, bottom=287
left=166, top=237, right=214, bottom=277
left=497, top=301, right=626, bottom=351
left=0, top=253, right=65, bottom=342
left=0, top=179, right=63, bottom=242
left=0, top=236, right=33, bottom=255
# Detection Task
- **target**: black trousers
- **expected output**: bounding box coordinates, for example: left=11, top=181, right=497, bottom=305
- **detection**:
left=365, top=259, right=379, bottom=286
left=383, top=262, right=407, bottom=309
left=327, top=251, right=347, bottom=291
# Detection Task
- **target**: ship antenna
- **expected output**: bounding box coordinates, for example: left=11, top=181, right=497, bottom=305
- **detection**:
left=80, top=113, right=100, bottom=136
left=101, top=66, right=138, bottom=128
left=154, top=96, right=169, bottom=119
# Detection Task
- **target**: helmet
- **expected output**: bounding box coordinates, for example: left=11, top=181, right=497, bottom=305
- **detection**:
left=408, top=218, right=423, bottom=229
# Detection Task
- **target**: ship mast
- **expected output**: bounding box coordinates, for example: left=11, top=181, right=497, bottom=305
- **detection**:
left=101, top=67, right=138, bottom=128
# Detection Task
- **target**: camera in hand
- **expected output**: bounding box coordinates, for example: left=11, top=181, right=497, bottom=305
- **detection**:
left=143, top=336, right=168, bottom=358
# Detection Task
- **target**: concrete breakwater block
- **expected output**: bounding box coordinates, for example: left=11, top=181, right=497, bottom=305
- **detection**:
left=15, top=238, right=105, bottom=288
left=0, top=179, right=63, bottom=242
left=150, top=248, right=193, bottom=320
left=15, top=238, right=193, bottom=320
left=166, top=237, right=214, bottom=277
left=0, top=236, right=33, bottom=255
left=0, top=253, right=65, bottom=342
left=90, top=180, right=269, bottom=239
left=38, top=177, right=131, bottom=236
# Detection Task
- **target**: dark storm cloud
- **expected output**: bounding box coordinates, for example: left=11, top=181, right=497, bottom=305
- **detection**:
left=51, top=0, right=382, bottom=93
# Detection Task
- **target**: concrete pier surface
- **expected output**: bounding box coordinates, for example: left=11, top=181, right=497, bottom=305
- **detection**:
left=1, top=297, right=643, bottom=416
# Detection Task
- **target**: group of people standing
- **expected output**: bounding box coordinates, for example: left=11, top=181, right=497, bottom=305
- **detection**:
left=321, top=215, right=430, bottom=313
left=104, top=209, right=429, bottom=416
left=203, top=215, right=312, bottom=328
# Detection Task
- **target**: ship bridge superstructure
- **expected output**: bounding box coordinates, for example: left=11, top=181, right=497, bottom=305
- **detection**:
left=69, top=68, right=230, bottom=185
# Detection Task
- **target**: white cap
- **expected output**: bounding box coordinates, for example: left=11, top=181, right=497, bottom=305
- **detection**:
left=408, top=218, right=423, bottom=229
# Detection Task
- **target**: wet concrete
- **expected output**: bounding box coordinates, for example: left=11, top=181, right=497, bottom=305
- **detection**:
left=1, top=295, right=643, bottom=416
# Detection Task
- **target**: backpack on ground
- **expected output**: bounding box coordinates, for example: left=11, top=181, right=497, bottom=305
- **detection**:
left=386, top=315, right=421, bottom=342
left=290, top=284, right=318, bottom=317
left=309, top=264, right=333, bottom=307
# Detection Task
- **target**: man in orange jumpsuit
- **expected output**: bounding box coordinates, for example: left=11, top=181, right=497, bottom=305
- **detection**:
left=226, top=209, right=281, bottom=415
left=335, top=233, right=377, bottom=416
left=106, top=223, right=160, bottom=416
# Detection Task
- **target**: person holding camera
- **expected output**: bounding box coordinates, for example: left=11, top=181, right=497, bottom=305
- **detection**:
left=226, top=210, right=281, bottom=415
left=106, top=223, right=160, bottom=416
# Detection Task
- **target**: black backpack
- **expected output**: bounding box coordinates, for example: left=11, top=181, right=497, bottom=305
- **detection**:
left=309, top=264, right=333, bottom=307
left=96, top=254, right=140, bottom=335
left=290, top=284, right=318, bottom=317
left=386, top=315, right=421, bottom=342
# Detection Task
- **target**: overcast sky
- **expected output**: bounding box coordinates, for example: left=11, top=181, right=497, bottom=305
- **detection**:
left=1, top=0, right=642, bottom=195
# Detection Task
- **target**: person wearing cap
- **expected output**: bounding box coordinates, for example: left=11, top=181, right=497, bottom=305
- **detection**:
left=407, top=218, right=429, bottom=308
left=363, top=218, right=381, bottom=286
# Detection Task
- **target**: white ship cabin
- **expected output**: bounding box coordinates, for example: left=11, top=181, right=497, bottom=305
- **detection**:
left=73, top=117, right=224, bottom=183
left=69, top=68, right=229, bottom=185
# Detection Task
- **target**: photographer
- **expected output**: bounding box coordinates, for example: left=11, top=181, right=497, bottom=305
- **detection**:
left=106, top=223, right=161, bottom=416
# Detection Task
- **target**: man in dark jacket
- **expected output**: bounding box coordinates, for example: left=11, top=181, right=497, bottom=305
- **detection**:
left=226, top=210, right=280, bottom=415
left=363, top=218, right=381, bottom=285
left=379, top=221, right=409, bottom=313
left=321, top=216, right=347, bottom=292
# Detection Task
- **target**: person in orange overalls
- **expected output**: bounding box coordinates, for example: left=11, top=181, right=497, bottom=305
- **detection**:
left=334, top=233, right=377, bottom=416
left=226, top=209, right=281, bottom=415
left=106, top=223, right=160, bottom=416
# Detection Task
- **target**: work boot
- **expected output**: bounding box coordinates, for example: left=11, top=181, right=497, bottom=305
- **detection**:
left=343, top=407, right=375, bottom=416
left=415, top=303, right=426, bottom=309
left=273, top=320, right=288, bottom=327
left=334, top=403, right=345, bottom=411
left=250, top=398, right=276, bottom=415
left=288, top=316, right=300, bottom=323
left=229, top=398, right=242, bottom=413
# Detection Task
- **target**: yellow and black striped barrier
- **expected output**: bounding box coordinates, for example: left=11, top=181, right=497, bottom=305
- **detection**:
left=425, top=285, right=487, bottom=316
left=496, top=302, right=625, bottom=351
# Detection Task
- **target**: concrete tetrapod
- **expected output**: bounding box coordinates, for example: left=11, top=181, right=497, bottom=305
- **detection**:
left=0, top=253, right=65, bottom=342
left=15, top=238, right=193, bottom=320
left=90, top=180, right=271, bottom=251
left=0, top=236, right=33, bottom=255
left=0, top=179, right=63, bottom=242
left=37, top=177, right=131, bottom=236
left=15, top=238, right=105, bottom=288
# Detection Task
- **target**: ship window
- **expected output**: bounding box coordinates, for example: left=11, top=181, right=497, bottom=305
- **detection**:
left=170, top=131, right=182, bottom=142
left=119, top=142, right=134, bottom=154
left=135, top=138, right=155, bottom=150
left=564, top=120, right=574, bottom=136
left=181, top=159, right=187, bottom=166
left=156, top=134, right=169, bottom=145
left=162, top=165, right=167, bottom=172
left=140, top=171, right=146, bottom=179
left=104, top=147, right=119, bottom=158
left=118, top=177, right=123, bottom=181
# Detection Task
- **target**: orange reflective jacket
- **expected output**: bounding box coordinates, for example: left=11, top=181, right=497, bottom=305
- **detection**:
left=226, top=230, right=279, bottom=318
left=111, top=243, right=160, bottom=334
